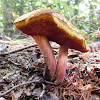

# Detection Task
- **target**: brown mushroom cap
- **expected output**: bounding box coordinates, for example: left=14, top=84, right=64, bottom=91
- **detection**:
left=14, top=8, right=90, bottom=52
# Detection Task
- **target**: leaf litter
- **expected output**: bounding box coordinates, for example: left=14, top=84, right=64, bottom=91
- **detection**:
left=0, top=36, right=100, bottom=100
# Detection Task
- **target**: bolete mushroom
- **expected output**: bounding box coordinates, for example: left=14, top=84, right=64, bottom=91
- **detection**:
left=14, top=8, right=90, bottom=83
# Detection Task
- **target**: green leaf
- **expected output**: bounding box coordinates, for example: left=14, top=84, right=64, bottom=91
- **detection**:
left=72, top=5, right=78, bottom=9
left=86, top=40, right=93, bottom=44
left=0, top=20, right=6, bottom=24
left=91, top=1, right=99, bottom=6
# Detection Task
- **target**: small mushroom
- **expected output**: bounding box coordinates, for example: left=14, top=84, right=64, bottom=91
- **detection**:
left=14, top=8, right=90, bottom=83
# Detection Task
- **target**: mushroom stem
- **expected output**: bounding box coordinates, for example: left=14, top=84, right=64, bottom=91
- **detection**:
left=33, top=36, right=56, bottom=80
left=55, top=45, right=68, bottom=84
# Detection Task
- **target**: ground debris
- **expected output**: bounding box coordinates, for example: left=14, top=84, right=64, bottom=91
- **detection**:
left=0, top=37, right=100, bottom=100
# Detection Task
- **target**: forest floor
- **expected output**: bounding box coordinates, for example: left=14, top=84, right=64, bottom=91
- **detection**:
left=0, top=36, right=100, bottom=100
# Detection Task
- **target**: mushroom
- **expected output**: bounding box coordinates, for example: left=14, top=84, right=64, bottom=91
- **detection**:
left=14, top=8, right=90, bottom=83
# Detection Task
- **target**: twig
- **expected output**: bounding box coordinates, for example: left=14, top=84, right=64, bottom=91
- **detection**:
left=0, top=78, right=57, bottom=97
left=0, top=44, right=37, bottom=56
left=8, top=58, right=21, bottom=66
left=0, top=40, right=10, bottom=44
left=40, top=84, right=46, bottom=99
left=0, top=80, right=40, bottom=97
left=69, top=15, right=77, bottom=21
left=0, top=44, right=59, bottom=56
left=75, top=19, right=100, bottom=28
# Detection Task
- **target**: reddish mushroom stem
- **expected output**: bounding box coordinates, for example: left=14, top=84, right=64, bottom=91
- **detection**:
left=55, top=45, right=68, bottom=84
left=33, top=36, right=56, bottom=80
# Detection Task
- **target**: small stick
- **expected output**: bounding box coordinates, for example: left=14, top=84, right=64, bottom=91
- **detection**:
left=0, top=80, right=40, bottom=97
left=75, top=19, right=100, bottom=28
left=0, top=44, right=59, bottom=56
left=40, top=84, right=46, bottom=99
left=0, top=44, right=37, bottom=56
left=0, top=78, right=57, bottom=97
left=7, top=58, right=21, bottom=66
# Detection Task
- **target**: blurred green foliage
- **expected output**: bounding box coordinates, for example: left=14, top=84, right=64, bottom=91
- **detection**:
left=0, top=0, right=100, bottom=40
left=86, top=40, right=93, bottom=44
